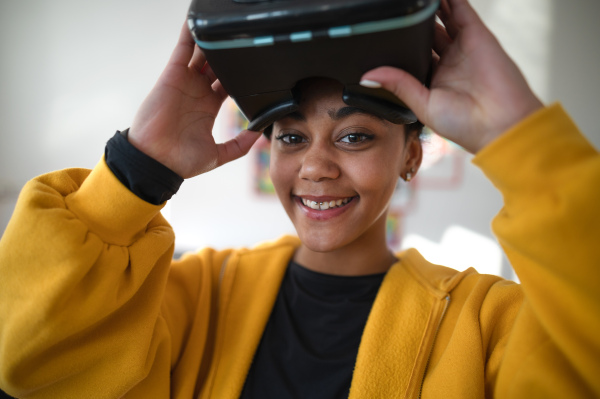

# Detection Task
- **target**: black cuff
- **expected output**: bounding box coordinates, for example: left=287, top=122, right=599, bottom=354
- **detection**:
left=105, top=130, right=184, bottom=205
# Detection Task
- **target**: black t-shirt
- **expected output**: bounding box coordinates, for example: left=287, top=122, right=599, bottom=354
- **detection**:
left=240, top=261, right=385, bottom=399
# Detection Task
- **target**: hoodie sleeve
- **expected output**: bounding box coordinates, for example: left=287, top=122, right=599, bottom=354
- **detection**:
left=472, top=103, right=600, bottom=397
left=0, top=158, right=180, bottom=398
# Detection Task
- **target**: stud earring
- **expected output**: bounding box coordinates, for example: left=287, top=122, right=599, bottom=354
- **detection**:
left=404, top=168, right=416, bottom=182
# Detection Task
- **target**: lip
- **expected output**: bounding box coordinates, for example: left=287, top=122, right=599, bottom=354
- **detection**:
left=293, top=195, right=357, bottom=221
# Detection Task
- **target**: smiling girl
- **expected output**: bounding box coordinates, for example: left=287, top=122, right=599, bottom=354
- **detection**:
left=268, top=79, right=421, bottom=276
left=1, top=0, right=599, bottom=398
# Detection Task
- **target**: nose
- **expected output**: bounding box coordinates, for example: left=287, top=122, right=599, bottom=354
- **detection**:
left=298, top=143, right=341, bottom=182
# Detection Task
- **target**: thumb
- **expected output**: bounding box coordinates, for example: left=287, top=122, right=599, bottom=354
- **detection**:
left=361, top=66, right=431, bottom=125
left=216, top=129, right=262, bottom=167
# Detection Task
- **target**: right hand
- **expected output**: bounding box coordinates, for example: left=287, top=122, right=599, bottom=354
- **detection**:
left=128, top=22, right=261, bottom=178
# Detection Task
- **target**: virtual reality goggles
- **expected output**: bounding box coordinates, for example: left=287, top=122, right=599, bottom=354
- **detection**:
left=188, top=0, right=439, bottom=132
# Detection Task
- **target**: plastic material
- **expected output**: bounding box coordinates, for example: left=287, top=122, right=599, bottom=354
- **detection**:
left=188, top=0, right=439, bottom=131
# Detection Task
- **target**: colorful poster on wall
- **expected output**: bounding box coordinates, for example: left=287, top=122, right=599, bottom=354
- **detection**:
left=227, top=100, right=276, bottom=195
left=254, top=136, right=276, bottom=195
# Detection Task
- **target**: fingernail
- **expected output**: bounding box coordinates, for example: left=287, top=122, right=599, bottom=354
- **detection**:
left=359, top=79, right=382, bottom=89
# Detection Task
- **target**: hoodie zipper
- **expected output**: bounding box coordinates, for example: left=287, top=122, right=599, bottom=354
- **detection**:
left=418, top=295, right=451, bottom=399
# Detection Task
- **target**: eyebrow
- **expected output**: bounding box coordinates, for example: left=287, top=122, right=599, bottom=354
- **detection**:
left=279, top=106, right=383, bottom=123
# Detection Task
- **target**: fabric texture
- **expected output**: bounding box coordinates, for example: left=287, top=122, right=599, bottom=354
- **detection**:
left=240, top=261, right=385, bottom=399
left=0, top=104, right=599, bottom=398
left=105, top=129, right=183, bottom=205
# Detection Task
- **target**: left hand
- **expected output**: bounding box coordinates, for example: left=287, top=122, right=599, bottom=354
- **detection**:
left=361, top=0, right=543, bottom=153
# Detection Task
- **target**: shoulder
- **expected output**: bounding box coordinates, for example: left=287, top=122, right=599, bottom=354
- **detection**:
left=397, top=247, right=523, bottom=311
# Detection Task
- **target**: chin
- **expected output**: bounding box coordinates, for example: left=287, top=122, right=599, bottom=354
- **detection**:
left=296, top=228, right=351, bottom=253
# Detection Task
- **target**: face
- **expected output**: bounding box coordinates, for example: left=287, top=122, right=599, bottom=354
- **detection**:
left=269, top=80, right=421, bottom=254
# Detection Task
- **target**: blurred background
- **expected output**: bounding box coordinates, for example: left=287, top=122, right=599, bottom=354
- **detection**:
left=1, top=0, right=599, bottom=280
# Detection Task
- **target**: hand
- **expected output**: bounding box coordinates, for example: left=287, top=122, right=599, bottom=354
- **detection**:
left=361, top=0, right=543, bottom=153
left=128, top=22, right=261, bottom=178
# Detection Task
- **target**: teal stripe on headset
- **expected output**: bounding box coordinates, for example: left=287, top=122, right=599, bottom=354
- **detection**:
left=352, top=1, right=439, bottom=35
left=290, top=31, right=312, bottom=42
left=193, top=0, right=439, bottom=50
left=253, top=36, right=275, bottom=46
left=328, top=26, right=351, bottom=38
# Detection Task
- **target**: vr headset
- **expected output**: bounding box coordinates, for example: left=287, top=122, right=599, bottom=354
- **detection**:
left=188, top=0, right=439, bottom=132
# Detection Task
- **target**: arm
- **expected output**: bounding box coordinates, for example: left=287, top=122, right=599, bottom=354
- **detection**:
left=0, top=21, right=259, bottom=398
left=0, top=163, right=175, bottom=398
left=362, top=0, right=600, bottom=395
left=474, top=104, right=600, bottom=396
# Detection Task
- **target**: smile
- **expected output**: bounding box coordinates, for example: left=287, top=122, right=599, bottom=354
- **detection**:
left=300, top=197, right=353, bottom=211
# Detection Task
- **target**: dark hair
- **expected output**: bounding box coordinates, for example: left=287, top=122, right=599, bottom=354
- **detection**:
left=263, top=124, right=274, bottom=139
left=405, top=120, right=424, bottom=141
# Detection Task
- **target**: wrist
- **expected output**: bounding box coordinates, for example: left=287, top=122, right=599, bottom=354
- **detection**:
left=105, top=130, right=183, bottom=205
left=476, top=97, right=544, bottom=154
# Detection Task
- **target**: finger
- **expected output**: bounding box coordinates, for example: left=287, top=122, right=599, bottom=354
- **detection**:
left=189, top=45, right=210, bottom=75
left=436, top=2, right=460, bottom=40
left=433, top=21, right=452, bottom=56
left=200, top=62, right=218, bottom=84
left=431, top=49, right=440, bottom=75
left=169, top=21, right=197, bottom=67
left=361, top=66, right=431, bottom=126
left=212, top=80, right=229, bottom=102
left=216, top=129, right=262, bottom=167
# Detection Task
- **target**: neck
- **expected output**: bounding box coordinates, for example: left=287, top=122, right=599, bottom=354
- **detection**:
left=294, top=227, right=397, bottom=276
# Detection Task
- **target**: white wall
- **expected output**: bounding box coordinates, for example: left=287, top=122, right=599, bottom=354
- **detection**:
left=1, top=0, right=599, bottom=279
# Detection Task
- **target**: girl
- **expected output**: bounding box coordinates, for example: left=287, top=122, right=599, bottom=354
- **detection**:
left=1, top=0, right=598, bottom=397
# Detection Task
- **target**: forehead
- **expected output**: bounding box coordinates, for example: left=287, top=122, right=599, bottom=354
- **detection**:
left=276, top=79, right=388, bottom=125
left=296, top=79, right=349, bottom=115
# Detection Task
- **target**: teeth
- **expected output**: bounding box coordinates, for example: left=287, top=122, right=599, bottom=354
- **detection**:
left=301, top=197, right=352, bottom=210
left=305, top=200, right=319, bottom=210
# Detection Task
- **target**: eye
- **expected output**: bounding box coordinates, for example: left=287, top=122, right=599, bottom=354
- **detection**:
left=338, top=132, right=374, bottom=144
left=275, top=133, right=307, bottom=145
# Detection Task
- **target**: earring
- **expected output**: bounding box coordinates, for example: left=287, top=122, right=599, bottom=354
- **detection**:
left=404, top=167, right=415, bottom=182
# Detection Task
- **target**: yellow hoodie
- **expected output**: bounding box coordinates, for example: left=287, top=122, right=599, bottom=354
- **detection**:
left=0, top=104, right=599, bottom=398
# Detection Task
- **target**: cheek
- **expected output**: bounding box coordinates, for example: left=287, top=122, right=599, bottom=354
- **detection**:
left=348, top=160, right=398, bottom=201
left=347, top=148, right=404, bottom=194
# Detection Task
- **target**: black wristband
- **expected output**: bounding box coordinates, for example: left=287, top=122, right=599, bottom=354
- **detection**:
left=105, top=130, right=184, bottom=205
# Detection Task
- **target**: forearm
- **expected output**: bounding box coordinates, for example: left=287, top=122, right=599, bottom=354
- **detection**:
left=473, top=103, right=600, bottom=394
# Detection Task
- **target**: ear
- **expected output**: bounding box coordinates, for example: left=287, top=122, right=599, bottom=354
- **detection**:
left=401, top=133, right=423, bottom=182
